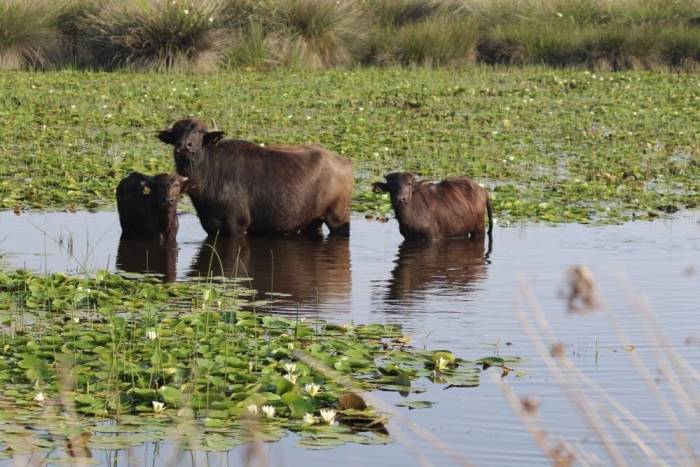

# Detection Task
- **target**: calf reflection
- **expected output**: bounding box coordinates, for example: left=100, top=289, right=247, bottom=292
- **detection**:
left=189, top=236, right=351, bottom=303
left=386, top=238, right=489, bottom=303
left=116, top=238, right=179, bottom=282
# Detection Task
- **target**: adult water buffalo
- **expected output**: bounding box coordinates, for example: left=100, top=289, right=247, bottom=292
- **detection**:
left=373, top=172, right=492, bottom=240
left=116, top=172, right=188, bottom=240
left=157, top=118, right=353, bottom=237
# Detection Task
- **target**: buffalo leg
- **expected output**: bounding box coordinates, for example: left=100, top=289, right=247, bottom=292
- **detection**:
left=327, top=219, right=350, bottom=237
left=223, top=215, right=250, bottom=237
left=329, top=223, right=349, bottom=237
left=200, top=217, right=225, bottom=237
left=300, top=219, right=325, bottom=238
left=325, top=197, right=351, bottom=237
left=326, top=213, right=350, bottom=237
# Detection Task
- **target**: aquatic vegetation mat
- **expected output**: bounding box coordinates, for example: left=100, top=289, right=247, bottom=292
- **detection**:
left=0, top=270, right=514, bottom=454
left=0, top=69, right=698, bottom=224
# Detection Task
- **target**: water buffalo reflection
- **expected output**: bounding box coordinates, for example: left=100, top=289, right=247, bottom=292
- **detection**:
left=386, top=238, right=490, bottom=303
left=188, top=236, right=351, bottom=303
left=116, top=238, right=179, bottom=282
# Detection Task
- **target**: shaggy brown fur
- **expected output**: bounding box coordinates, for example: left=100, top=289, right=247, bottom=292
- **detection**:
left=157, top=118, right=353, bottom=237
left=373, top=172, right=492, bottom=240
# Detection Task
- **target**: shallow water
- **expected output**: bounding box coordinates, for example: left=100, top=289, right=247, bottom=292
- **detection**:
left=1, top=210, right=699, bottom=466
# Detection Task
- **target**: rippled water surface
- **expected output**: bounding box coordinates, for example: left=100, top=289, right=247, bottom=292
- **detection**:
left=1, top=210, right=699, bottom=466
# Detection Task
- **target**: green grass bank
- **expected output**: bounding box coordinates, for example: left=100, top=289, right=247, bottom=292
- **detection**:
left=0, top=0, right=699, bottom=71
left=0, top=68, right=698, bottom=223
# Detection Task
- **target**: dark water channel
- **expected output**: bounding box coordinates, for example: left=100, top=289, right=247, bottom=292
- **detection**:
left=1, top=210, right=699, bottom=466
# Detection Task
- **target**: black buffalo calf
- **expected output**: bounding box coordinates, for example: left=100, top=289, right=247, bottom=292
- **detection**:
left=116, top=172, right=188, bottom=240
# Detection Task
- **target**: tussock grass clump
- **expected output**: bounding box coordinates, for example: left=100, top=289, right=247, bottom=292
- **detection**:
left=609, top=0, right=700, bottom=25
left=380, top=16, right=479, bottom=67
left=454, top=0, right=540, bottom=28
left=54, top=0, right=101, bottom=67
left=479, top=22, right=662, bottom=69
left=221, top=0, right=261, bottom=28
left=221, top=0, right=271, bottom=68
left=478, top=23, right=587, bottom=66
left=367, top=0, right=441, bottom=28
left=262, top=0, right=369, bottom=68
left=83, top=0, right=230, bottom=72
left=227, top=20, right=269, bottom=68
left=579, top=25, right=660, bottom=70
left=657, top=26, right=700, bottom=69
left=0, top=0, right=64, bottom=70
left=470, top=0, right=700, bottom=69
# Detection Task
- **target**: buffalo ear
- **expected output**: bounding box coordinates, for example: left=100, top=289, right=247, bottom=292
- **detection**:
left=179, top=176, right=189, bottom=192
left=372, top=182, right=389, bottom=193
left=140, top=179, right=154, bottom=195
left=157, top=129, right=177, bottom=145
left=203, top=131, right=225, bottom=146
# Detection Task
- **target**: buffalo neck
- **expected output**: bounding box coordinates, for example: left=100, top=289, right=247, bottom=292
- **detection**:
left=175, top=149, right=206, bottom=186
left=178, top=148, right=224, bottom=197
left=390, top=195, right=414, bottom=224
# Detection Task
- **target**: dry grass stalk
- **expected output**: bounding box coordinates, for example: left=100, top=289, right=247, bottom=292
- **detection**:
left=502, top=269, right=700, bottom=466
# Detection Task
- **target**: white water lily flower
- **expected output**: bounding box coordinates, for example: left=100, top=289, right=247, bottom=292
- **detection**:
left=288, top=342, right=294, bottom=350
left=319, top=408, right=337, bottom=425
left=303, top=413, right=317, bottom=425
left=146, top=330, right=157, bottom=341
left=284, top=373, right=298, bottom=384
left=261, top=405, right=275, bottom=418
left=247, top=404, right=258, bottom=416
left=436, top=357, right=450, bottom=371
left=152, top=401, right=165, bottom=414
left=283, top=363, right=296, bottom=374
left=34, top=392, right=45, bottom=403
left=304, top=383, right=320, bottom=397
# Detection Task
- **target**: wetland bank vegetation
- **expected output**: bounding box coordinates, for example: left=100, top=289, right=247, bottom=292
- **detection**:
left=0, top=0, right=698, bottom=72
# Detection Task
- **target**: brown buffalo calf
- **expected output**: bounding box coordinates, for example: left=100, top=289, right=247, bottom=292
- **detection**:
left=116, top=172, right=188, bottom=240
left=373, top=172, right=492, bottom=240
